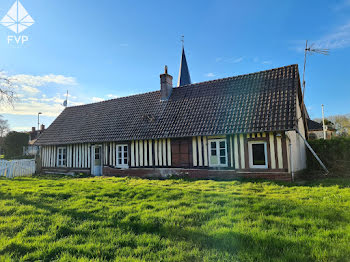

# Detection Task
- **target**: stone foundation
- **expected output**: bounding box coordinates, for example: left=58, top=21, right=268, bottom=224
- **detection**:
left=103, top=167, right=291, bottom=181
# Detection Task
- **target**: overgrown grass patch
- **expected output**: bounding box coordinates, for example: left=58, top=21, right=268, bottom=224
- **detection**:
left=0, top=176, right=350, bottom=261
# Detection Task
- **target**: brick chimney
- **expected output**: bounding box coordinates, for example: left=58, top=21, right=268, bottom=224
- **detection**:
left=160, top=65, right=173, bottom=100
left=31, top=127, right=35, bottom=132
left=40, top=124, right=45, bottom=131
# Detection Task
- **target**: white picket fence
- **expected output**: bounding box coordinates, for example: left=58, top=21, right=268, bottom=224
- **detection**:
left=0, top=159, right=36, bottom=178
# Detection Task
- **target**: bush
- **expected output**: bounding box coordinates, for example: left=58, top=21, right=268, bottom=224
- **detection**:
left=307, top=137, right=350, bottom=173
left=3, top=131, right=29, bottom=158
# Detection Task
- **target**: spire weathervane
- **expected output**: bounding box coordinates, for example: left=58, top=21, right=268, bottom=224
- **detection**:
left=177, top=36, right=191, bottom=87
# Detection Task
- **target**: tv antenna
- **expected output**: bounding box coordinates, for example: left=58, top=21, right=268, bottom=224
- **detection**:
left=301, top=40, right=329, bottom=104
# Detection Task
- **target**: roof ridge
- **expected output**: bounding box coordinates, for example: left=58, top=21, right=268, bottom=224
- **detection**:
left=176, top=64, right=298, bottom=89
left=67, top=90, right=161, bottom=109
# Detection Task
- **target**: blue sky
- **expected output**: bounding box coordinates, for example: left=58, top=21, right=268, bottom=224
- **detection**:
left=0, top=0, right=349, bottom=131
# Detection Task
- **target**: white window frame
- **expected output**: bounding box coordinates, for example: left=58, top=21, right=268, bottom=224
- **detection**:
left=248, top=141, right=268, bottom=169
left=57, top=147, right=67, bottom=167
left=208, top=139, right=228, bottom=167
left=116, top=144, right=129, bottom=168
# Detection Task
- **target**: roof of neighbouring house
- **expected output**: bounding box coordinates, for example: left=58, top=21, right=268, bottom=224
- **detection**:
left=35, top=64, right=301, bottom=145
left=29, top=130, right=44, bottom=141
left=307, top=119, right=323, bottom=131
left=307, top=119, right=336, bottom=131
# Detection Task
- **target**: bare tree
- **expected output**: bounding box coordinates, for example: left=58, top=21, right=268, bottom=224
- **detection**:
left=0, top=115, right=9, bottom=137
left=333, top=115, right=350, bottom=136
left=0, top=72, right=16, bottom=106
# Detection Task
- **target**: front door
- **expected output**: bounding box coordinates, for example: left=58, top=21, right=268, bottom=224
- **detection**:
left=208, top=139, right=228, bottom=167
left=92, top=145, right=102, bottom=176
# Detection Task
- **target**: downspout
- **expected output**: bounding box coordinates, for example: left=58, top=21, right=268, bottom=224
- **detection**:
left=285, top=132, right=294, bottom=181
left=289, top=140, right=294, bottom=182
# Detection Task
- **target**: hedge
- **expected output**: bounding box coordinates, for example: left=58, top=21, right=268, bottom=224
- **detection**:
left=307, top=137, right=350, bottom=173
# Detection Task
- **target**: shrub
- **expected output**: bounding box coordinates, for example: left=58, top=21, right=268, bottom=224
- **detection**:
left=307, top=137, right=350, bottom=173
left=3, top=131, right=29, bottom=158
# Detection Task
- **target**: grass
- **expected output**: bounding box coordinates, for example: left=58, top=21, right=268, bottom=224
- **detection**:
left=0, top=176, right=350, bottom=261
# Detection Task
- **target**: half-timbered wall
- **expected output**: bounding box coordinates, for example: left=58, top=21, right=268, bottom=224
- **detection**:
left=191, top=133, right=288, bottom=170
left=130, top=139, right=171, bottom=167
left=41, top=143, right=92, bottom=168
left=41, top=132, right=291, bottom=171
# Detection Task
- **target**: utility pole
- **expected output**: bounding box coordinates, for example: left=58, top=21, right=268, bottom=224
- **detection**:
left=322, top=104, right=326, bottom=139
left=37, top=112, right=42, bottom=131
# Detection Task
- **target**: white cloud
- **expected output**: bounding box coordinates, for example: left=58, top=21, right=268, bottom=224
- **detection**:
left=293, top=21, right=350, bottom=51
left=69, top=101, right=84, bottom=106
left=12, top=126, right=32, bottom=132
left=0, top=93, right=84, bottom=118
left=215, top=56, right=244, bottom=63
left=120, top=43, right=129, bottom=47
left=333, top=0, right=350, bottom=11
left=16, top=93, right=25, bottom=98
left=92, top=97, right=104, bottom=102
left=313, top=21, right=350, bottom=49
left=262, top=61, right=272, bottom=65
left=107, top=94, right=119, bottom=99
left=67, top=94, right=77, bottom=99
left=22, top=85, right=40, bottom=94
left=205, top=73, right=216, bottom=77
left=9, top=74, right=77, bottom=87
left=0, top=72, right=83, bottom=118
left=231, top=57, right=244, bottom=63
left=0, top=99, right=65, bottom=117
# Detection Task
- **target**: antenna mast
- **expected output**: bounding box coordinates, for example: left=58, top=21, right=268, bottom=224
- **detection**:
left=301, top=40, right=329, bottom=104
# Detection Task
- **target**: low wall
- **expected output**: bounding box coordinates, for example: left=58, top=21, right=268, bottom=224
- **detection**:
left=41, top=166, right=291, bottom=181
left=42, top=167, right=90, bottom=176
left=103, top=167, right=291, bottom=181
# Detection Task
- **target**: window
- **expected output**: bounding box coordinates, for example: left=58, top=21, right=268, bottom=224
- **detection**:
left=57, top=147, right=67, bottom=167
left=248, top=141, right=268, bottom=168
left=95, top=147, right=100, bottom=160
left=209, top=139, right=227, bottom=167
left=116, top=144, right=128, bottom=168
left=94, top=146, right=101, bottom=166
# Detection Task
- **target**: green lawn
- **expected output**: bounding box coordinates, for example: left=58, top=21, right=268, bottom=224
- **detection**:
left=0, top=176, right=350, bottom=261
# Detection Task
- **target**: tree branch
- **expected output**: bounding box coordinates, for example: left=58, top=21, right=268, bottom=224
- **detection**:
left=0, top=72, right=17, bottom=106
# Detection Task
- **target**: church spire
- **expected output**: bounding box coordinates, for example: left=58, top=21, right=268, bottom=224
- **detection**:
left=177, top=37, right=191, bottom=87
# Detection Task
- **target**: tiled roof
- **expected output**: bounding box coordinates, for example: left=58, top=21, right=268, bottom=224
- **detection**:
left=307, top=119, right=323, bottom=131
left=36, top=64, right=300, bottom=145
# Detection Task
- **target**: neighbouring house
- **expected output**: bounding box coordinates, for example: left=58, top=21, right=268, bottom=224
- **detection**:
left=35, top=48, right=307, bottom=180
left=23, top=125, right=45, bottom=156
left=307, top=119, right=336, bottom=140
